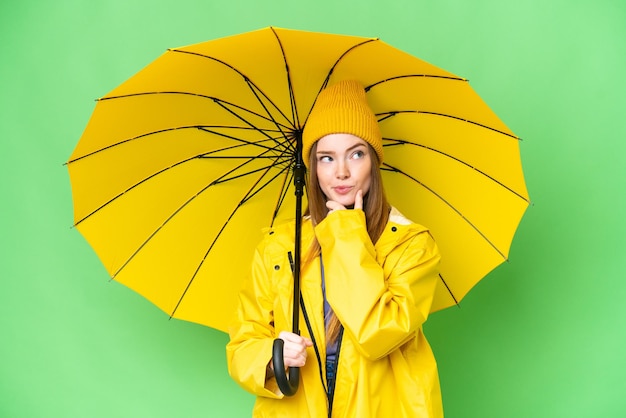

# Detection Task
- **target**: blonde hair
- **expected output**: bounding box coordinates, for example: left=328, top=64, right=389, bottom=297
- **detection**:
left=304, top=142, right=390, bottom=344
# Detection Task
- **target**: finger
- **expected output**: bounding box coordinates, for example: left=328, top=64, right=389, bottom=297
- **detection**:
left=354, top=190, right=363, bottom=210
left=284, top=355, right=307, bottom=368
left=279, top=332, right=311, bottom=356
left=279, top=331, right=306, bottom=344
left=326, top=200, right=347, bottom=213
left=277, top=332, right=312, bottom=368
left=278, top=332, right=312, bottom=353
left=283, top=344, right=308, bottom=367
left=284, top=345, right=307, bottom=359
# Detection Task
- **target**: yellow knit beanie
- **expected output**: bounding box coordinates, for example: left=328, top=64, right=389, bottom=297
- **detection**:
left=302, top=80, right=383, bottom=167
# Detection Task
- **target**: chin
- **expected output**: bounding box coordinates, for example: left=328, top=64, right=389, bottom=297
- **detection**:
left=336, top=198, right=356, bottom=208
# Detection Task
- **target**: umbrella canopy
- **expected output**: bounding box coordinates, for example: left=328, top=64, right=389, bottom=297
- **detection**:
left=67, top=27, right=529, bottom=333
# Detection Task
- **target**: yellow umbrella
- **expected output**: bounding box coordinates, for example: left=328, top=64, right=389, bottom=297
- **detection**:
left=68, top=27, right=529, bottom=335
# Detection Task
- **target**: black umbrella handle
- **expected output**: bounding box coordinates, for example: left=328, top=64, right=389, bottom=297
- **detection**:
left=272, top=338, right=300, bottom=396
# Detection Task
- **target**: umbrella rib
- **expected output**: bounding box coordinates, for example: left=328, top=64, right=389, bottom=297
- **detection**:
left=383, top=137, right=529, bottom=203
left=302, top=39, right=468, bottom=125
left=381, top=162, right=508, bottom=260
left=379, top=110, right=519, bottom=140
left=197, top=127, right=290, bottom=154
left=65, top=125, right=288, bottom=165
left=109, top=148, right=284, bottom=283
left=167, top=48, right=296, bottom=129
left=324, top=38, right=379, bottom=87
left=67, top=125, right=284, bottom=164
left=238, top=73, right=296, bottom=142
left=99, top=91, right=293, bottom=130
left=169, top=152, right=294, bottom=318
left=271, top=164, right=296, bottom=226
left=301, top=38, right=379, bottom=127
left=208, top=143, right=294, bottom=212
left=209, top=88, right=297, bottom=154
left=213, top=160, right=290, bottom=186
left=437, top=273, right=460, bottom=307
left=239, top=159, right=293, bottom=206
left=270, top=27, right=300, bottom=129
left=365, top=74, right=467, bottom=90
left=72, top=129, right=288, bottom=226
left=67, top=126, right=196, bottom=164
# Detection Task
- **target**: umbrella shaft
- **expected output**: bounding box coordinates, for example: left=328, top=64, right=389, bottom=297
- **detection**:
left=290, top=131, right=305, bottom=334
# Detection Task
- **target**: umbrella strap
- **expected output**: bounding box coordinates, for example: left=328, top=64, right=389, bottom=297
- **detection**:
left=320, top=255, right=343, bottom=414
left=299, top=293, right=328, bottom=397
left=299, top=256, right=344, bottom=416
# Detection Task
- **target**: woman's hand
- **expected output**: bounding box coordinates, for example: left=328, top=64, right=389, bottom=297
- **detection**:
left=326, top=190, right=363, bottom=213
left=270, top=331, right=313, bottom=370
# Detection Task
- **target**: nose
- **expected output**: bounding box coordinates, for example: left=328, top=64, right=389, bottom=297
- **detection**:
left=335, top=160, right=350, bottom=179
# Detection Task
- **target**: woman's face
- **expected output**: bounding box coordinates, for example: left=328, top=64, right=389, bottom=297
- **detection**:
left=315, top=133, right=372, bottom=208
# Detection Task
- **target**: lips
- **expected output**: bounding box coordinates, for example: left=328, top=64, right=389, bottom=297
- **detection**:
left=333, top=186, right=353, bottom=195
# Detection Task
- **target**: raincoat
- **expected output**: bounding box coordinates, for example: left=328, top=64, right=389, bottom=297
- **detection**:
left=227, top=208, right=442, bottom=417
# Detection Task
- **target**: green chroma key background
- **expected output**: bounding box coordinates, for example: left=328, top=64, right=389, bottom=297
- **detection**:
left=1, top=0, right=624, bottom=416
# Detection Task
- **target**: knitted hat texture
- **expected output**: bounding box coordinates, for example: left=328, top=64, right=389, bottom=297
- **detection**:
left=302, top=80, right=383, bottom=167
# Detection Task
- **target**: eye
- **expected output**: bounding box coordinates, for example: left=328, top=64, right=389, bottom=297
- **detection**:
left=351, top=149, right=366, bottom=159
left=319, top=155, right=333, bottom=163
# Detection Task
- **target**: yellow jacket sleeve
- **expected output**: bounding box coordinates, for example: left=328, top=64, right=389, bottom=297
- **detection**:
left=226, top=246, right=283, bottom=398
left=315, top=209, right=440, bottom=360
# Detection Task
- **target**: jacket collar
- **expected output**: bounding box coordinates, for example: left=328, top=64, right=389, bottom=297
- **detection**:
left=375, top=207, right=427, bottom=256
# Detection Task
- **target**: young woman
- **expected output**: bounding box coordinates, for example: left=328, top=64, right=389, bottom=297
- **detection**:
left=227, top=80, right=443, bottom=417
